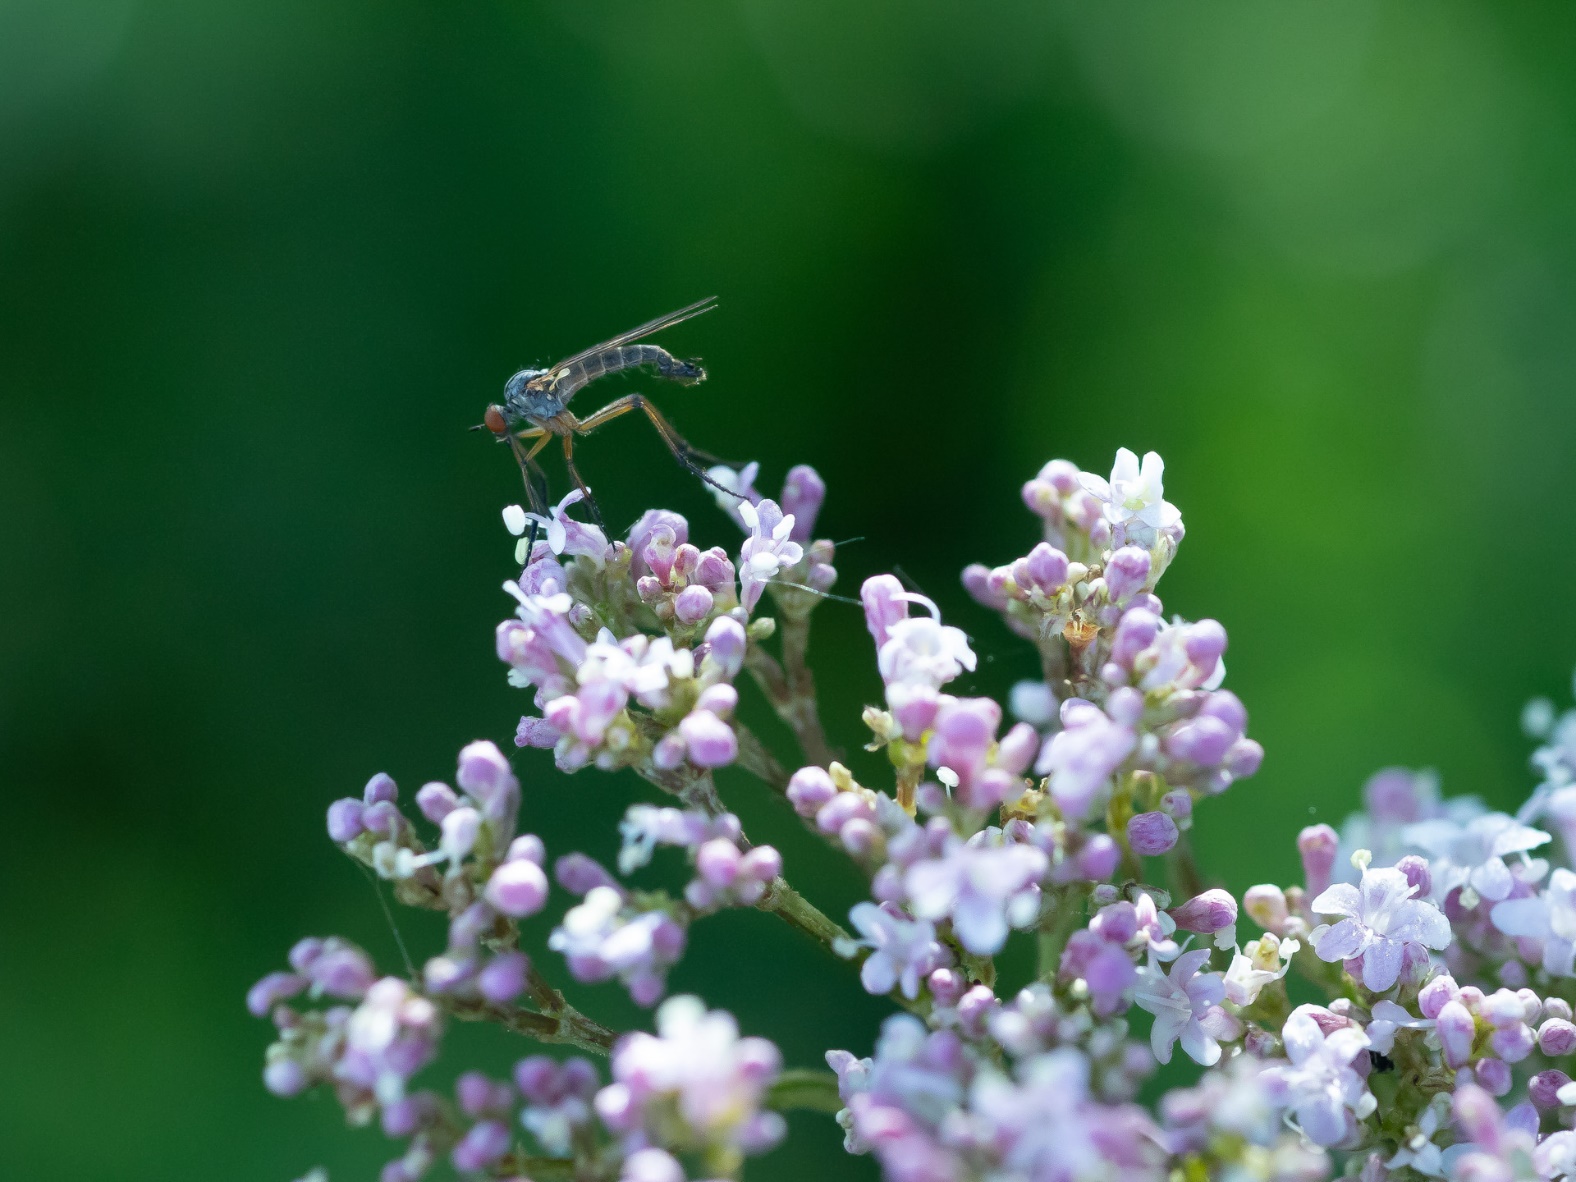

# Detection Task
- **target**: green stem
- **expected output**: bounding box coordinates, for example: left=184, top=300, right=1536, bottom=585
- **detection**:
left=768, top=1069, right=844, bottom=1114
left=744, top=634, right=834, bottom=768
left=1036, top=884, right=1088, bottom=982
left=755, top=875, right=852, bottom=952
left=443, top=994, right=618, bottom=1056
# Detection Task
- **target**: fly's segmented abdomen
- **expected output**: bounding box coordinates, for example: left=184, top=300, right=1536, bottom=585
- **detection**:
left=554, top=344, right=706, bottom=404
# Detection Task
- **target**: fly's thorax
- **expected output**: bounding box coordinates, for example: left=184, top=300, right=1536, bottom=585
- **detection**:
left=501, top=368, right=563, bottom=426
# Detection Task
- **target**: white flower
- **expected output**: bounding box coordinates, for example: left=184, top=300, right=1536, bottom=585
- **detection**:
left=706, top=461, right=760, bottom=526
left=1259, top=1007, right=1374, bottom=1147
left=1309, top=865, right=1451, bottom=992
left=1078, top=448, right=1182, bottom=547
left=1402, top=812, right=1549, bottom=904
left=877, top=594, right=977, bottom=690
left=1131, top=948, right=1230, bottom=1066
left=1222, top=935, right=1297, bottom=1007
left=1490, top=867, right=1576, bottom=977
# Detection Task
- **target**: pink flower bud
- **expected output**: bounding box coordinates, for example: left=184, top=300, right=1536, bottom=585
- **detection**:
left=326, top=798, right=365, bottom=842
left=1437, top=1000, right=1477, bottom=1068
left=1541, top=1019, right=1576, bottom=1056
left=1103, top=546, right=1150, bottom=602
left=1395, top=855, right=1432, bottom=899
left=477, top=951, right=529, bottom=1003
left=1296, top=824, right=1339, bottom=897
left=679, top=710, right=737, bottom=768
left=1127, top=811, right=1178, bottom=857
left=673, top=584, right=714, bottom=624
left=786, top=766, right=836, bottom=817
left=1532, top=1070, right=1573, bottom=1109
left=363, top=772, right=398, bottom=805
left=695, top=838, right=742, bottom=888
left=486, top=858, right=549, bottom=917
left=1171, top=888, right=1238, bottom=934
left=1243, top=884, right=1288, bottom=933
left=1419, top=973, right=1459, bottom=1019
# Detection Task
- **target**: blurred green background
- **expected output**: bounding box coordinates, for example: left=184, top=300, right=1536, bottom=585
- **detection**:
left=5, top=1, right=1576, bottom=1179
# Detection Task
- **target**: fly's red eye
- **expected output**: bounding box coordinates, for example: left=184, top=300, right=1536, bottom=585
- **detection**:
left=483, top=405, right=508, bottom=435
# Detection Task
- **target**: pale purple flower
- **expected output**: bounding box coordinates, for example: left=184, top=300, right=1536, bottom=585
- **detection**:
left=547, top=886, right=685, bottom=1006
left=737, top=498, right=803, bottom=611
left=1131, top=948, right=1230, bottom=1066
left=1309, top=865, right=1452, bottom=992
left=1259, top=1007, right=1374, bottom=1147
left=1403, top=811, right=1550, bottom=904
left=845, top=902, right=951, bottom=1000
left=516, top=1055, right=597, bottom=1156
left=343, top=977, right=443, bottom=1104
left=904, top=836, right=1047, bottom=956
left=1035, top=701, right=1136, bottom=820
left=617, top=805, right=711, bottom=873
left=1358, top=999, right=1434, bottom=1057
left=1382, top=1097, right=1448, bottom=1177
left=705, top=461, right=762, bottom=527
left=1490, top=867, right=1576, bottom=977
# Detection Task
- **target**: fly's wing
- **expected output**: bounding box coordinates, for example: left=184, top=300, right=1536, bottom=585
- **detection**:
left=546, top=296, right=718, bottom=380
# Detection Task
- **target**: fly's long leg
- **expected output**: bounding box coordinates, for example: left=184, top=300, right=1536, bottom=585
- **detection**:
left=572, top=394, right=743, bottom=500
left=505, top=429, right=552, bottom=560
left=560, top=434, right=605, bottom=530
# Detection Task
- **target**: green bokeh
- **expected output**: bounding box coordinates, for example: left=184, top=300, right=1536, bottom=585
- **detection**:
left=4, top=3, right=1576, bottom=1179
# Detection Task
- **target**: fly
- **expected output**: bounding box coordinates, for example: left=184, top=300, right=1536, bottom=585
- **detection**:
left=478, top=296, right=732, bottom=532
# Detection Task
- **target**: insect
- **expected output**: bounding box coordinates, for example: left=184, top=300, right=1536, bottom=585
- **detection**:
left=479, top=296, right=732, bottom=530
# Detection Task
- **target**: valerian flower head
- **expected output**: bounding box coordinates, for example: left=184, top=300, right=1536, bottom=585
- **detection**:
left=1309, top=862, right=1452, bottom=991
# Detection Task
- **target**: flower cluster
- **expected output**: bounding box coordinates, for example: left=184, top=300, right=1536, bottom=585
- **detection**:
left=252, top=443, right=1576, bottom=1182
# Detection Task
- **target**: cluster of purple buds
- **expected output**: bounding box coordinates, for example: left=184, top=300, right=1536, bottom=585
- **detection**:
left=987, top=982, right=1155, bottom=1102
left=597, top=995, right=785, bottom=1163
left=828, top=1012, right=1166, bottom=1182
left=1059, top=892, right=1180, bottom=1017
left=254, top=945, right=442, bottom=1119
left=786, top=760, right=914, bottom=863
left=326, top=743, right=525, bottom=910
left=626, top=508, right=740, bottom=631
left=617, top=803, right=783, bottom=910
